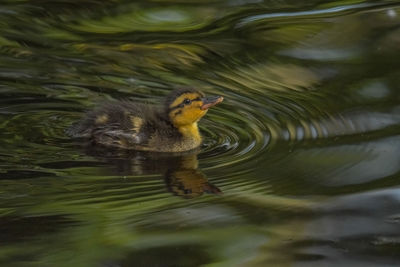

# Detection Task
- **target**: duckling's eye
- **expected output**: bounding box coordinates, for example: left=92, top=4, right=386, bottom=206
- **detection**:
left=183, top=98, right=191, bottom=105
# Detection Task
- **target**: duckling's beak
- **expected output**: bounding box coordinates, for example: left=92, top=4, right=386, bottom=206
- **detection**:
left=201, top=96, right=224, bottom=110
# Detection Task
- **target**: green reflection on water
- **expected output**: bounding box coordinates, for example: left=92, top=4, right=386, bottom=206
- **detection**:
left=71, top=5, right=218, bottom=33
left=1, top=0, right=400, bottom=266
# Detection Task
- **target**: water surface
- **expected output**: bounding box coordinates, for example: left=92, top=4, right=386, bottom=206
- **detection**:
left=1, top=0, right=400, bottom=266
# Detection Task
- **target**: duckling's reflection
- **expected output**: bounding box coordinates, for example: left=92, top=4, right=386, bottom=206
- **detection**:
left=165, top=153, right=222, bottom=198
left=84, top=144, right=222, bottom=198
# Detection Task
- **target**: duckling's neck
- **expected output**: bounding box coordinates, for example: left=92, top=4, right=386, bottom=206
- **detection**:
left=177, top=123, right=202, bottom=145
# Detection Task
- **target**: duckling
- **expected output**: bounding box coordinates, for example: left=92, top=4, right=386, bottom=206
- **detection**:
left=67, top=88, right=223, bottom=152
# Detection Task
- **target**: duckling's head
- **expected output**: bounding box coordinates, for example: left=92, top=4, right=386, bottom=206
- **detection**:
left=165, top=88, right=223, bottom=128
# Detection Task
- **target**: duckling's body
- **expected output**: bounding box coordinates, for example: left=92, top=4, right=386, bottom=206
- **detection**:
left=68, top=88, right=223, bottom=152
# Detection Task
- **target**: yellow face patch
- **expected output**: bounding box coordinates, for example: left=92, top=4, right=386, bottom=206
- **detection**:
left=168, top=93, right=203, bottom=110
left=169, top=92, right=207, bottom=127
left=172, top=108, right=207, bottom=127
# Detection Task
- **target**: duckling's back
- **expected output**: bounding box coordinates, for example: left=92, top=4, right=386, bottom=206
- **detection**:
left=67, top=101, right=180, bottom=151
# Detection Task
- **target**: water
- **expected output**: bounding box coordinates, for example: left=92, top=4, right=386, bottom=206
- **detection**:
left=1, top=0, right=400, bottom=266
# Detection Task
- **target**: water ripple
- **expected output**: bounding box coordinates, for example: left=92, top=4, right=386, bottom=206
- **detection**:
left=236, top=2, right=391, bottom=28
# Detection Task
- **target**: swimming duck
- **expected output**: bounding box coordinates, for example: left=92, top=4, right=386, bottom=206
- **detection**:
left=67, top=88, right=223, bottom=152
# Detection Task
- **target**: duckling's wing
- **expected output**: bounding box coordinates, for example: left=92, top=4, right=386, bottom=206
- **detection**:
left=67, top=101, right=146, bottom=138
left=91, top=122, right=144, bottom=148
left=67, top=101, right=166, bottom=149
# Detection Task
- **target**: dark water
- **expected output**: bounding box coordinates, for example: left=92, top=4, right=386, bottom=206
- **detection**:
left=1, top=0, right=400, bottom=266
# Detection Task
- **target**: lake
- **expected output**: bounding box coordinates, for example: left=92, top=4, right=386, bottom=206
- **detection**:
left=1, top=0, right=400, bottom=266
